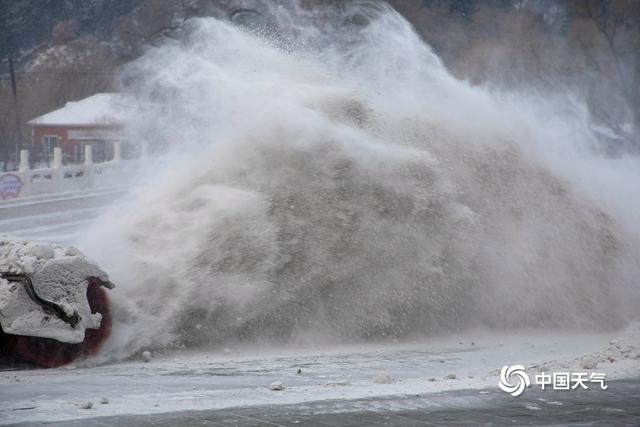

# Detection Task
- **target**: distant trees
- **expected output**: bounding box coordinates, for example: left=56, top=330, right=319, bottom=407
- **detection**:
left=51, top=20, right=80, bottom=45
left=568, top=0, right=640, bottom=135
left=390, top=0, right=640, bottom=152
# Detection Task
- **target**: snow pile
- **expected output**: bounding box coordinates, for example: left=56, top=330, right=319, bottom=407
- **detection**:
left=529, top=322, right=640, bottom=379
left=573, top=322, right=640, bottom=377
left=0, top=238, right=110, bottom=343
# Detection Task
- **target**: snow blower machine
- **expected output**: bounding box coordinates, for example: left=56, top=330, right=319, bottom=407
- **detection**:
left=0, top=239, right=114, bottom=368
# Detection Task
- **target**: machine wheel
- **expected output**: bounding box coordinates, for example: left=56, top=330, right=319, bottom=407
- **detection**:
left=0, top=280, right=112, bottom=368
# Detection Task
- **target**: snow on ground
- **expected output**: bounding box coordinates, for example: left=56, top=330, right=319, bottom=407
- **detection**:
left=1, top=325, right=639, bottom=425
left=531, top=322, right=640, bottom=379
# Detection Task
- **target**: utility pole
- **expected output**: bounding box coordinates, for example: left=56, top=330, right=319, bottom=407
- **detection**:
left=9, top=57, right=23, bottom=169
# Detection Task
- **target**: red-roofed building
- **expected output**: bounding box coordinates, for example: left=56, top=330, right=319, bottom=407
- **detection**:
left=27, top=93, right=132, bottom=165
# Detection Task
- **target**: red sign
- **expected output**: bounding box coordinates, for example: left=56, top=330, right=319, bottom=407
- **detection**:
left=0, top=173, right=23, bottom=199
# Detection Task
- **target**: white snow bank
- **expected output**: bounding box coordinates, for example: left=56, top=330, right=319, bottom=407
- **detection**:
left=529, top=321, right=640, bottom=379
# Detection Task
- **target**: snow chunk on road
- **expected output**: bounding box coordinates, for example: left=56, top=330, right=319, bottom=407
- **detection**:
left=373, top=373, right=395, bottom=384
left=270, top=381, right=285, bottom=391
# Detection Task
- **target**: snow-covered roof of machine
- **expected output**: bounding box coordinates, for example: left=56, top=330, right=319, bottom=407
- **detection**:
left=28, top=93, right=132, bottom=127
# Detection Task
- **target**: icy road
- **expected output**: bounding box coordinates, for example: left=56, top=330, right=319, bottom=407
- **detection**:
left=0, top=189, right=127, bottom=245
left=2, top=326, right=640, bottom=425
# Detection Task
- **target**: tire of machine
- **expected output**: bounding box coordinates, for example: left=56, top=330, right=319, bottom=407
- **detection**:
left=0, top=280, right=112, bottom=368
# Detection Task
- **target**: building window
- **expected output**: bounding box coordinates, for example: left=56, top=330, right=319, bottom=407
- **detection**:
left=42, top=135, right=59, bottom=163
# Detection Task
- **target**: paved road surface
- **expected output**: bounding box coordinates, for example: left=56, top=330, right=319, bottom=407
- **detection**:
left=0, top=189, right=126, bottom=244
left=7, top=379, right=640, bottom=426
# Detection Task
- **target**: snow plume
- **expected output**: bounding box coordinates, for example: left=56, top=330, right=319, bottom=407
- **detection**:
left=78, top=1, right=640, bottom=359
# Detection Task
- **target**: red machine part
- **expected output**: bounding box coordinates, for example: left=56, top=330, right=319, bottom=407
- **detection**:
left=0, top=278, right=112, bottom=368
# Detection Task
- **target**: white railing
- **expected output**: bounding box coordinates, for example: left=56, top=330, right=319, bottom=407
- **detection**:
left=0, top=143, right=136, bottom=201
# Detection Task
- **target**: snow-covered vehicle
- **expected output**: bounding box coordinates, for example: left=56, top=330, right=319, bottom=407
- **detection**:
left=0, top=239, right=114, bottom=368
